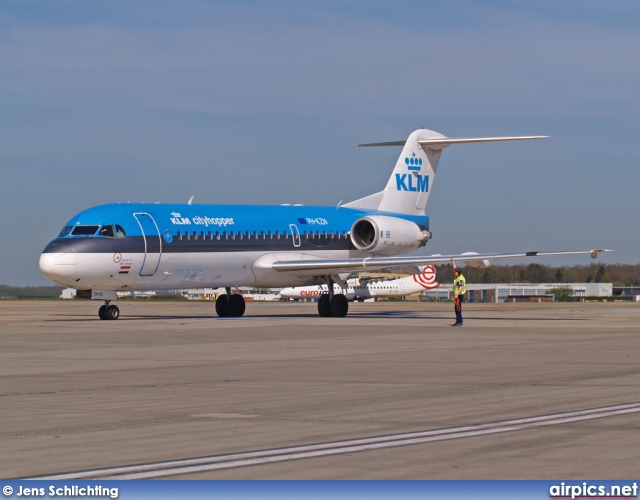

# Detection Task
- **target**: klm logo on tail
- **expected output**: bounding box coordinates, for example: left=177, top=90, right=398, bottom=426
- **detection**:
left=396, top=153, right=429, bottom=192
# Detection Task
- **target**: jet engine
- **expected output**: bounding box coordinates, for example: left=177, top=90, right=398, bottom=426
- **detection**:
left=350, top=216, right=431, bottom=256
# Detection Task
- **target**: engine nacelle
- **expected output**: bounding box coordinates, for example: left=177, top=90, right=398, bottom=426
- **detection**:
left=350, top=216, right=431, bottom=256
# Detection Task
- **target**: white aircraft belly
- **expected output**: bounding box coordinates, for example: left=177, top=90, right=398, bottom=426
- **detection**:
left=72, top=250, right=354, bottom=291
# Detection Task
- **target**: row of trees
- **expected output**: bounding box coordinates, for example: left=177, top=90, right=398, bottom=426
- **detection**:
left=436, top=263, right=640, bottom=287
left=0, top=285, right=64, bottom=299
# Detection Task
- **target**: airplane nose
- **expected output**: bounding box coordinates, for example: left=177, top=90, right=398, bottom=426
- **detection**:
left=39, top=253, right=55, bottom=277
left=39, top=251, right=77, bottom=280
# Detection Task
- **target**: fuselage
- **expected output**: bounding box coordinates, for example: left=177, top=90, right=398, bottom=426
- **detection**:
left=39, top=203, right=429, bottom=292
left=281, top=265, right=440, bottom=300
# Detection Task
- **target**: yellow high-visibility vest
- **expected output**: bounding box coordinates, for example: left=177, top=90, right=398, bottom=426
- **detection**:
left=453, top=274, right=466, bottom=295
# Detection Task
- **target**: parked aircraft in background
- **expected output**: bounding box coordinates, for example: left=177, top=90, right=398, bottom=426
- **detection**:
left=39, top=128, right=610, bottom=320
left=280, top=265, right=440, bottom=301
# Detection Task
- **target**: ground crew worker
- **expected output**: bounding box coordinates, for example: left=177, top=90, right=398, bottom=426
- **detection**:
left=451, top=263, right=466, bottom=326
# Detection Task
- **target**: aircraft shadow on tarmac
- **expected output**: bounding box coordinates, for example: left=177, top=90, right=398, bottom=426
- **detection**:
left=44, top=311, right=588, bottom=322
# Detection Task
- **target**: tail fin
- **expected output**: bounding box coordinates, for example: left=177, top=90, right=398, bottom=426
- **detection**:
left=344, top=128, right=548, bottom=215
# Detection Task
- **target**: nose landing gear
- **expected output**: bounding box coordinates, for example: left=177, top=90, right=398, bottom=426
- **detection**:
left=98, top=301, right=120, bottom=320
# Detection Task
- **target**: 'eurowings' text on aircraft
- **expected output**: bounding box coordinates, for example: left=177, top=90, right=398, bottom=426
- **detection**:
left=280, top=265, right=441, bottom=301
left=39, top=128, right=610, bottom=320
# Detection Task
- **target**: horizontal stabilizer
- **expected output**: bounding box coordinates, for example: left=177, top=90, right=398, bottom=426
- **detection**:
left=360, top=135, right=549, bottom=150
left=358, top=141, right=407, bottom=147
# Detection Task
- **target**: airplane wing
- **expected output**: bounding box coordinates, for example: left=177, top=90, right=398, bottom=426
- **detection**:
left=271, top=249, right=613, bottom=277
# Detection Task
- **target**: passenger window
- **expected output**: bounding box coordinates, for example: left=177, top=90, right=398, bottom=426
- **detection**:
left=71, top=225, right=100, bottom=236
left=58, top=226, right=73, bottom=237
left=99, top=225, right=115, bottom=238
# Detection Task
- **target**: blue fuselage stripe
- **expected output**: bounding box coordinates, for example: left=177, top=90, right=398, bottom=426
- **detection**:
left=46, top=203, right=429, bottom=255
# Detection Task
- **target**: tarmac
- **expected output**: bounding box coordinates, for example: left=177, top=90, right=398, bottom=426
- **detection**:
left=1, top=299, right=638, bottom=479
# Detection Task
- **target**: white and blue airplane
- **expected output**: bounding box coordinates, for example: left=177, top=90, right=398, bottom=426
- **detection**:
left=39, top=128, right=609, bottom=320
left=280, top=265, right=441, bottom=301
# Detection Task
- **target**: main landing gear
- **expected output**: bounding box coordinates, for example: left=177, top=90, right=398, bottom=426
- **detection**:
left=317, top=276, right=349, bottom=318
left=215, top=287, right=246, bottom=317
left=98, top=301, right=120, bottom=320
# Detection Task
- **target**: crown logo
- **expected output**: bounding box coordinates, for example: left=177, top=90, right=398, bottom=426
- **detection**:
left=404, top=152, right=422, bottom=171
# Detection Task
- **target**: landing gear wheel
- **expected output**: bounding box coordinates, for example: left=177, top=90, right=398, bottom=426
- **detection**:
left=105, top=305, right=120, bottom=320
left=318, top=294, right=332, bottom=317
left=98, top=305, right=108, bottom=320
left=215, top=294, right=230, bottom=317
left=330, top=294, right=349, bottom=318
left=227, top=294, right=246, bottom=317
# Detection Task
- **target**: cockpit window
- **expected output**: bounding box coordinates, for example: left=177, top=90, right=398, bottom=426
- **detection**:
left=71, top=225, right=100, bottom=236
left=99, top=225, right=115, bottom=237
left=58, top=226, right=73, bottom=237
left=115, top=225, right=126, bottom=238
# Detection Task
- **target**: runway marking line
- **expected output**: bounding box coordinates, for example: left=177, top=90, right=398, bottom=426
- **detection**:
left=26, top=402, right=640, bottom=480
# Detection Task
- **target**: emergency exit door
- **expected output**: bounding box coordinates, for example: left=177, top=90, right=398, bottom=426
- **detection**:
left=289, top=224, right=301, bottom=247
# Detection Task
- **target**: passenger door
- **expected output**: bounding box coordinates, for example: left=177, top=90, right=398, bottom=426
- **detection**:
left=133, top=212, right=162, bottom=276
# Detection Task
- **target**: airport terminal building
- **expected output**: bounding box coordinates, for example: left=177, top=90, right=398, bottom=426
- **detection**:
left=424, top=282, right=613, bottom=303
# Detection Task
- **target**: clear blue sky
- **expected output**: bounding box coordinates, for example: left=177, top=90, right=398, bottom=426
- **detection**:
left=1, top=0, right=638, bottom=286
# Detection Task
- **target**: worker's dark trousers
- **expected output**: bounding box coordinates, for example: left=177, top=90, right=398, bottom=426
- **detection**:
left=455, top=294, right=464, bottom=324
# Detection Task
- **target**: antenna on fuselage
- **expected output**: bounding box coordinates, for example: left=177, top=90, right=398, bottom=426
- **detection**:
left=188, top=195, right=195, bottom=205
